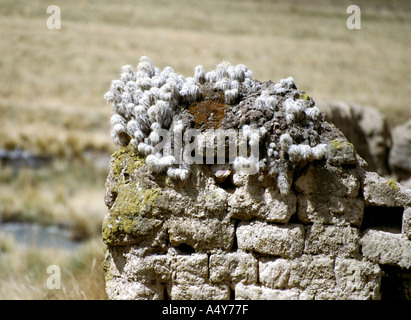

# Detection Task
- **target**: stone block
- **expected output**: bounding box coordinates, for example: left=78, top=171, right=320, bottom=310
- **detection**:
left=304, top=224, right=360, bottom=257
left=317, top=101, right=391, bottom=176
left=103, top=246, right=126, bottom=279
left=326, top=139, right=357, bottom=166
left=259, top=255, right=338, bottom=297
left=259, top=257, right=291, bottom=290
left=259, top=255, right=381, bottom=300
left=209, top=251, right=258, bottom=285
left=236, top=221, right=304, bottom=258
left=123, top=253, right=170, bottom=284
left=334, top=257, right=381, bottom=300
left=362, top=171, right=410, bottom=207
left=228, top=186, right=296, bottom=223
left=102, top=214, right=167, bottom=248
left=170, top=253, right=209, bottom=285
left=170, top=283, right=230, bottom=300
left=288, top=255, right=336, bottom=292
left=389, top=118, right=411, bottom=181
left=195, top=185, right=228, bottom=218
left=297, top=194, right=364, bottom=227
left=360, top=229, right=411, bottom=268
left=105, top=277, right=164, bottom=300
left=167, top=217, right=234, bottom=251
left=260, top=188, right=297, bottom=223
left=234, top=283, right=299, bottom=300
left=295, top=164, right=361, bottom=198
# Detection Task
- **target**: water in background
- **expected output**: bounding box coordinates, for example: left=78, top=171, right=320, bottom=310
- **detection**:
left=0, top=222, right=81, bottom=250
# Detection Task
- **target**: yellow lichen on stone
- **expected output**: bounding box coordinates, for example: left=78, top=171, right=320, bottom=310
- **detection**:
left=387, top=178, right=400, bottom=191
left=331, top=139, right=354, bottom=151
left=111, top=182, right=161, bottom=217
left=298, top=91, right=310, bottom=101
left=102, top=143, right=166, bottom=246
left=327, top=140, right=357, bottom=166
left=102, top=214, right=163, bottom=245
left=112, top=144, right=145, bottom=179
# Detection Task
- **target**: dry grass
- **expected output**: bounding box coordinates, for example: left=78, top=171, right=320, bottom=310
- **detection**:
left=0, top=0, right=410, bottom=140
left=0, top=161, right=107, bottom=237
left=0, top=236, right=107, bottom=300
left=0, top=0, right=410, bottom=300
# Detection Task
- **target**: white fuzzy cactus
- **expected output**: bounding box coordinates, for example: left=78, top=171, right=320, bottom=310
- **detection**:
left=284, top=98, right=307, bottom=124
left=288, top=144, right=312, bottom=162
left=146, top=154, right=176, bottom=173
left=180, top=77, right=201, bottom=103
left=194, top=65, right=206, bottom=85
left=137, top=142, right=154, bottom=156
left=288, top=143, right=327, bottom=163
left=167, top=167, right=190, bottom=181
left=274, top=76, right=295, bottom=94
left=105, top=56, right=326, bottom=186
left=279, top=133, right=293, bottom=151
left=310, top=143, right=327, bottom=160
left=277, top=170, right=290, bottom=195
left=305, top=106, right=321, bottom=120
left=224, top=89, right=238, bottom=105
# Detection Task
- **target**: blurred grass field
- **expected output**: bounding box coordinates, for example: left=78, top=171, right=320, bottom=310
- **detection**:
left=0, top=0, right=410, bottom=299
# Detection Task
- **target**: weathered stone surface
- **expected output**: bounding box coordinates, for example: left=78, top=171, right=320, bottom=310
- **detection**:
left=105, top=277, right=164, bottom=300
left=361, top=230, right=411, bottom=268
left=294, top=164, right=361, bottom=198
left=403, top=207, right=411, bottom=240
left=102, top=215, right=167, bottom=247
left=190, top=184, right=228, bottom=219
left=304, top=224, right=360, bottom=258
left=259, top=257, right=291, bottom=290
left=227, top=185, right=262, bottom=220
left=123, top=253, right=169, bottom=283
left=228, top=186, right=296, bottom=223
left=288, top=255, right=336, bottom=294
left=235, top=283, right=300, bottom=300
left=214, top=169, right=232, bottom=184
left=362, top=171, right=410, bottom=207
left=260, top=188, right=297, bottom=222
left=297, top=194, right=364, bottom=226
left=334, top=258, right=381, bottom=300
left=170, top=283, right=230, bottom=300
left=170, top=253, right=208, bottom=285
left=236, top=221, right=304, bottom=258
left=167, top=217, right=234, bottom=251
left=259, top=255, right=381, bottom=300
left=326, top=139, right=357, bottom=166
left=209, top=251, right=258, bottom=285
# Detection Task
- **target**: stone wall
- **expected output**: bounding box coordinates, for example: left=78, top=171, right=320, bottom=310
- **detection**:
left=102, top=145, right=411, bottom=300
left=102, top=57, right=411, bottom=300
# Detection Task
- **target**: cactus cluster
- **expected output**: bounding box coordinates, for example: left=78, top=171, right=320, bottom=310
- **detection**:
left=104, top=56, right=329, bottom=192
